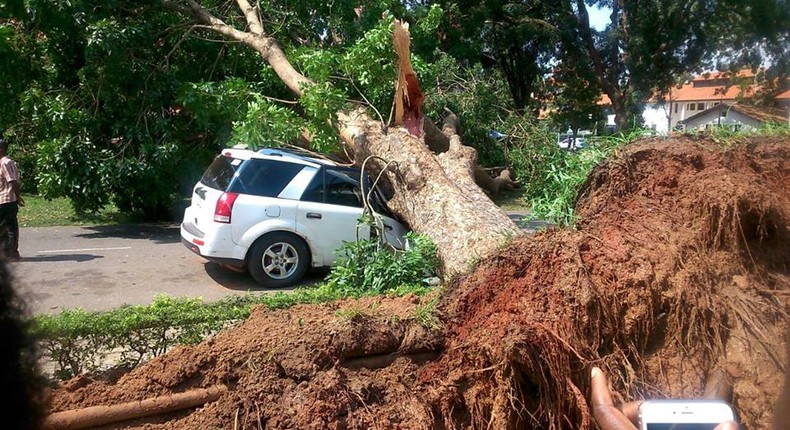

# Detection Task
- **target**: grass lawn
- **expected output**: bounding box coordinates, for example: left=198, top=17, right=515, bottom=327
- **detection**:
left=19, top=196, right=134, bottom=228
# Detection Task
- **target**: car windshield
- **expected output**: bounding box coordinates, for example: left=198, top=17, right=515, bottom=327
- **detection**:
left=200, top=155, right=306, bottom=197
left=200, top=155, right=239, bottom=191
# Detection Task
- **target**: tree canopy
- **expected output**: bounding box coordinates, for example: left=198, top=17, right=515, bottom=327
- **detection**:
left=0, top=0, right=787, bottom=218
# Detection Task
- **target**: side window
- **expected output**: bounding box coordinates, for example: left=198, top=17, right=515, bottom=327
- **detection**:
left=200, top=155, right=239, bottom=191
left=325, top=170, right=363, bottom=208
left=300, top=169, right=363, bottom=208
left=228, top=159, right=305, bottom=197
left=301, top=171, right=325, bottom=203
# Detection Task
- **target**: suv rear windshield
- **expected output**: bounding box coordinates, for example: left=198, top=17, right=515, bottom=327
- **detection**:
left=200, top=155, right=238, bottom=191
left=201, top=155, right=305, bottom=198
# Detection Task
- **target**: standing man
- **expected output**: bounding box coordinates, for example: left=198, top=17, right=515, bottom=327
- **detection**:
left=0, top=137, right=24, bottom=261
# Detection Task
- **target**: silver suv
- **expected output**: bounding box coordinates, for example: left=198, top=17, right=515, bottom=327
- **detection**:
left=180, top=146, right=409, bottom=288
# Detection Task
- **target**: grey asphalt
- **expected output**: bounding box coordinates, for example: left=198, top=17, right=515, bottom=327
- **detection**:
left=13, top=213, right=550, bottom=316
left=12, top=224, right=317, bottom=315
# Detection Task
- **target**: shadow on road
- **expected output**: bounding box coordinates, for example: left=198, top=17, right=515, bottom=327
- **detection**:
left=203, top=263, right=328, bottom=292
left=20, top=254, right=103, bottom=263
left=203, top=263, right=264, bottom=291
left=76, top=224, right=181, bottom=244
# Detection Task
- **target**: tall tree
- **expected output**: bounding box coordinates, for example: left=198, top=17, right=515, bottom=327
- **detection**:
left=433, top=0, right=559, bottom=115
left=546, top=25, right=605, bottom=134
left=1, top=0, right=268, bottom=216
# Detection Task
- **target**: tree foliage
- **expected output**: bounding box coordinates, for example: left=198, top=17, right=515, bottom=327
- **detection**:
left=1, top=0, right=265, bottom=217
left=432, top=0, right=560, bottom=115
left=0, top=0, right=786, bottom=219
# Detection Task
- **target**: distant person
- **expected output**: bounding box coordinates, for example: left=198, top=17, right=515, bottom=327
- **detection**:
left=0, top=136, right=24, bottom=261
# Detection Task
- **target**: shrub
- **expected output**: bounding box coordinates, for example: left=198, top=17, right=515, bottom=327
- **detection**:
left=326, top=231, right=440, bottom=295
left=29, top=239, right=439, bottom=380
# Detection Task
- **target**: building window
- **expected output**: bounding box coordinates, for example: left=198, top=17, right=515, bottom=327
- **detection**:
left=674, top=104, right=678, bottom=113
left=697, top=103, right=705, bottom=110
left=688, top=103, right=696, bottom=111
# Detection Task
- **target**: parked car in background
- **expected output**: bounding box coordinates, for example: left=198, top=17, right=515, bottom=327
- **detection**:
left=180, top=146, right=409, bottom=288
left=557, top=131, right=590, bottom=150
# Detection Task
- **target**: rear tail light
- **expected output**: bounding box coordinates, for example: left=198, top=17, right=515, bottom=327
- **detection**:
left=214, top=192, right=239, bottom=223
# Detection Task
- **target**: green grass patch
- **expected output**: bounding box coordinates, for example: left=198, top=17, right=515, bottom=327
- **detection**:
left=503, top=123, right=637, bottom=226
left=19, top=196, right=134, bottom=227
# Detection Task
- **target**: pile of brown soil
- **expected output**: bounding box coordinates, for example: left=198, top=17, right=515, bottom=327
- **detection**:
left=44, top=136, right=790, bottom=429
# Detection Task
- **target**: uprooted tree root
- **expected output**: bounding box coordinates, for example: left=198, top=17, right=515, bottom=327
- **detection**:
left=425, top=137, right=790, bottom=429
left=44, top=137, right=789, bottom=430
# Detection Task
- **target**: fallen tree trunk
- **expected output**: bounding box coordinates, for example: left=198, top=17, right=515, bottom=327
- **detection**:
left=43, top=385, right=228, bottom=430
left=338, top=109, right=520, bottom=276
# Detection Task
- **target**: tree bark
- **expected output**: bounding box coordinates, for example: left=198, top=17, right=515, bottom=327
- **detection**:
left=338, top=109, right=520, bottom=276
left=572, top=0, right=630, bottom=129
left=163, top=0, right=522, bottom=276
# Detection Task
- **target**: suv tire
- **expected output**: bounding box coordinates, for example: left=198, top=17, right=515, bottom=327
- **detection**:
left=248, top=232, right=310, bottom=288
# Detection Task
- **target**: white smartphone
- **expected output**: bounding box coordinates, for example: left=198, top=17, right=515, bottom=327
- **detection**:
left=638, top=399, right=736, bottom=430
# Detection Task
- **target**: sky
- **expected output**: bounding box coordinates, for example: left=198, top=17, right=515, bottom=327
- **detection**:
left=587, top=5, right=611, bottom=31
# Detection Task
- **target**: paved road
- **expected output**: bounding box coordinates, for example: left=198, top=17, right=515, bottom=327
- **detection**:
left=13, top=213, right=549, bottom=316
left=12, top=224, right=321, bottom=315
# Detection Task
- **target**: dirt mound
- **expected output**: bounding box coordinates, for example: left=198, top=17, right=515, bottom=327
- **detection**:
left=45, top=136, right=790, bottom=429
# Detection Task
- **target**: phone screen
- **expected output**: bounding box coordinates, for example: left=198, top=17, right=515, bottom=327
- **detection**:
left=640, top=399, right=734, bottom=430
left=646, top=425, right=720, bottom=430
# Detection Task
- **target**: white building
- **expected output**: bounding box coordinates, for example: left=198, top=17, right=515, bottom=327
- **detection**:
left=642, top=70, right=790, bottom=134
left=679, top=104, right=787, bottom=132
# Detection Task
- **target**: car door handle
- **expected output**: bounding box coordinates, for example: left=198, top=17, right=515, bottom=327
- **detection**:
left=383, top=224, right=393, bottom=231
left=306, top=212, right=322, bottom=220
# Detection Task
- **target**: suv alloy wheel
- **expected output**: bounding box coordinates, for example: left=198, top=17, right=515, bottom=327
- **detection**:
left=248, top=232, right=310, bottom=288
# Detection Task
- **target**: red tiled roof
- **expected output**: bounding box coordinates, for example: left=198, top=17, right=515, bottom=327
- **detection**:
left=674, top=86, right=747, bottom=101
left=598, top=70, right=789, bottom=106
left=645, top=70, right=769, bottom=103
left=691, top=69, right=757, bottom=82
left=669, top=82, right=756, bottom=102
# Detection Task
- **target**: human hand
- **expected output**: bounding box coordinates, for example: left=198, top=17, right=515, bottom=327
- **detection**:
left=17, top=196, right=24, bottom=207
left=590, top=367, right=641, bottom=430
left=590, top=367, right=739, bottom=430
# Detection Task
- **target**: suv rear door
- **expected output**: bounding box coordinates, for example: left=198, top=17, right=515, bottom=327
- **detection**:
left=296, top=167, right=370, bottom=266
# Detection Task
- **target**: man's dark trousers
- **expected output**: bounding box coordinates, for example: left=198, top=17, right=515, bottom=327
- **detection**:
left=0, top=202, right=19, bottom=259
